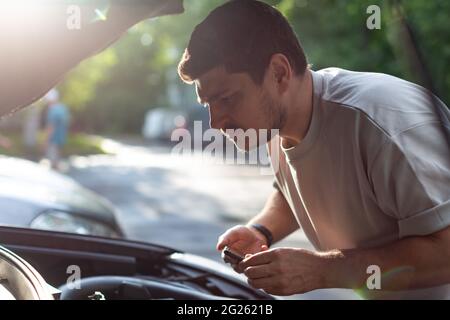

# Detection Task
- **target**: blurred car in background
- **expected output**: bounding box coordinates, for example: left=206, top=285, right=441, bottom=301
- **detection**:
left=142, top=106, right=219, bottom=152
left=0, top=156, right=124, bottom=238
left=142, top=107, right=187, bottom=141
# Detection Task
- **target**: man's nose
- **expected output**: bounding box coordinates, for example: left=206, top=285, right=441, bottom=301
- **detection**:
left=208, top=106, right=226, bottom=130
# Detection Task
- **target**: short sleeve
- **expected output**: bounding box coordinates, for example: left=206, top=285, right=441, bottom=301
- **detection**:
left=370, top=121, right=450, bottom=238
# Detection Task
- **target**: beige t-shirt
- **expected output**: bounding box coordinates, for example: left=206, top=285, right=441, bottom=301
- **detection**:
left=269, top=68, right=450, bottom=299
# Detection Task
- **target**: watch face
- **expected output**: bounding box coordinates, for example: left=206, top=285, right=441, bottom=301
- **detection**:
left=221, top=246, right=244, bottom=264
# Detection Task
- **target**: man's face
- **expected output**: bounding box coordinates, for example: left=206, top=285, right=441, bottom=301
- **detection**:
left=195, top=66, right=281, bottom=151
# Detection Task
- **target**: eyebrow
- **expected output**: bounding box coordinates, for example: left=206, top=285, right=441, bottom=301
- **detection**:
left=198, top=90, right=230, bottom=106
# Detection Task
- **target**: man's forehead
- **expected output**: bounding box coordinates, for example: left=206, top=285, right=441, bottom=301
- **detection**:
left=194, top=67, right=238, bottom=101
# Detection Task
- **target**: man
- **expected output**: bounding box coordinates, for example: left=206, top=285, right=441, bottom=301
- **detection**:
left=44, top=89, right=69, bottom=170
left=177, top=0, right=450, bottom=298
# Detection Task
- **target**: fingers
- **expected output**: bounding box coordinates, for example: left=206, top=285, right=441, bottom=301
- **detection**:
left=216, top=227, right=244, bottom=251
left=231, top=263, right=243, bottom=274
left=247, top=275, right=293, bottom=296
left=262, top=286, right=289, bottom=296
left=229, top=253, right=250, bottom=273
left=235, top=262, right=246, bottom=274
left=247, top=276, right=278, bottom=290
left=244, top=265, right=272, bottom=279
left=236, top=250, right=272, bottom=273
left=217, top=225, right=268, bottom=252
left=239, top=250, right=274, bottom=269
left=216, top=236, right=227, bottom=251
left=217, top=233, right=235, bottom=251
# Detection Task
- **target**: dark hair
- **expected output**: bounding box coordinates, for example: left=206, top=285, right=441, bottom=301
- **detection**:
left=178, top=0, right=308, bottom=85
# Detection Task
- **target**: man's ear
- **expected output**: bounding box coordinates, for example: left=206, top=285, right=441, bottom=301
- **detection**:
left=268, top=53, right=292, bottom=94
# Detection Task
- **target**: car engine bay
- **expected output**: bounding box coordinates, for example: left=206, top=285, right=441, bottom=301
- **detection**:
left=0, top=227, right=273, bottom=300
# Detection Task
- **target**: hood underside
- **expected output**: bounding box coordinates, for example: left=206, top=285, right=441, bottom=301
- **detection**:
left=0, top=0, right=184, bottom=117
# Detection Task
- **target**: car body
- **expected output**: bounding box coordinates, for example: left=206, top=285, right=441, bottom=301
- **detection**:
left=0, top=156, right=124, bottom=238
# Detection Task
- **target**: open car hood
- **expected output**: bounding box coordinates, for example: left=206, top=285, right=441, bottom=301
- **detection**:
left=0, top=0, right=184, bottom=117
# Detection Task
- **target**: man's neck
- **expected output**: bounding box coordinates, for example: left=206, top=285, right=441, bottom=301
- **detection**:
left=279, top=69, right=313, bottom=149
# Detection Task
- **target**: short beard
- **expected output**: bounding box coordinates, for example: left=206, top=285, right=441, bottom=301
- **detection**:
left=262, top=90, right=285, bottom=142
left=224, top=91, right=284, bottom=152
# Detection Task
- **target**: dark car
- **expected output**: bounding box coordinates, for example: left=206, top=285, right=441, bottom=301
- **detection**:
left=0, top=156, right=123, bottom=238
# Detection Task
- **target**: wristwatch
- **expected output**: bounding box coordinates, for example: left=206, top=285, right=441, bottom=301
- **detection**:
left=250, top=223, right=273, bottom=248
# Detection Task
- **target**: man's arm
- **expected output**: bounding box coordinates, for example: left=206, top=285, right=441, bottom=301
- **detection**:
left=328, top=225, right=450, bottom=291
left=247, top=188, right=299, bottom=245
left=240, top=226, right=450, bottom=296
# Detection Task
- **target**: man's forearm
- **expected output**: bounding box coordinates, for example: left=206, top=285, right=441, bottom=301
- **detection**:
left=247, top=189, right=299, bottom=245
left=324, top=226, right=450, bottom=291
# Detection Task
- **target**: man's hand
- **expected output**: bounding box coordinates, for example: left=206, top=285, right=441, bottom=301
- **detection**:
left=239, top=247, right=329, bottom=296
left=217, top=225, right=269, bottom=272
left=239, top=226, right=450, bottom=297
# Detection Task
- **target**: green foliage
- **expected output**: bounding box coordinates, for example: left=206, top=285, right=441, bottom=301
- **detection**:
left=64, top=134, right=109, bottom=156
left=59, top=48, right=118, bottom=111
left=399, top=0, right=450, bottom=99
left=275, top=0, right=400, bottom=73
left=0, top=133, right=108, bottom=158
left=275, top=0, right=449, bottom=101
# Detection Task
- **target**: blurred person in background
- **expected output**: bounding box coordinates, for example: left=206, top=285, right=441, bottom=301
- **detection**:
left=44, top=89, right=70, bottom=170
left=22, top=103, right=41, bottom=161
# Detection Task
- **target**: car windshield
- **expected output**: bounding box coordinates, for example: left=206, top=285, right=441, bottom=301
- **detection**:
left=0, top=0, right=448, bottom=298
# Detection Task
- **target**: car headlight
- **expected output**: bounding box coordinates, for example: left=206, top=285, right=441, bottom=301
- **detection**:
left=31, top=211, right=120, bottom=238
